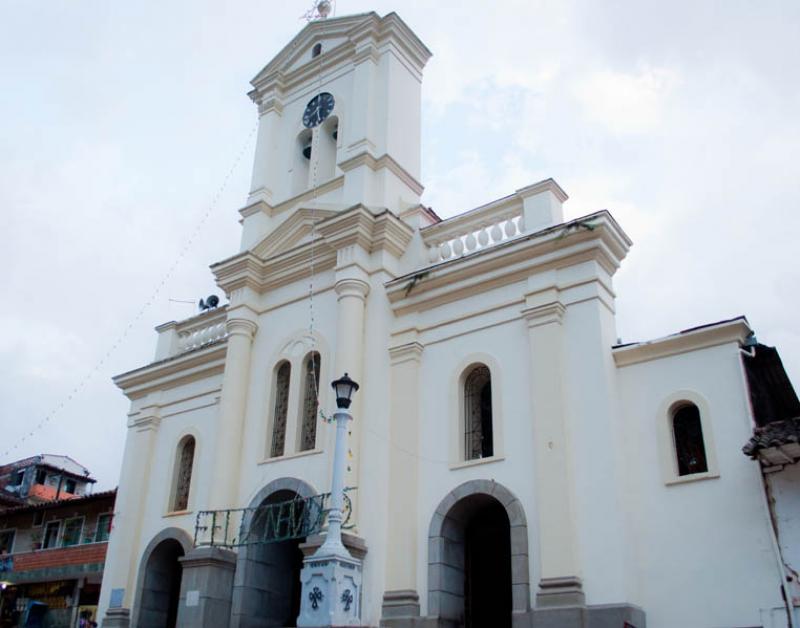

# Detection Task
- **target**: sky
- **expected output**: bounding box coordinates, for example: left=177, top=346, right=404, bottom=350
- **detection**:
left=1, top=0, right=798, bottom=490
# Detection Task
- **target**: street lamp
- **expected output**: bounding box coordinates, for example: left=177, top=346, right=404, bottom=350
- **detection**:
left=297, top=373, right=363, bottom=627
left=332, top=373, right=359, bottom=409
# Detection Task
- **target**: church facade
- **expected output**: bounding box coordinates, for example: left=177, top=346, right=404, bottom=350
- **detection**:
left=97, top=12, right=796, bottom=628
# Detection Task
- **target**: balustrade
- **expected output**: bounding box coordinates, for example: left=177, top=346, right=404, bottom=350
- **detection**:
left=423, top=207, right=525, bottom=264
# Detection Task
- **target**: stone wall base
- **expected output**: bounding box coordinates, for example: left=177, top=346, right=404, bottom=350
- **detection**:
left=176, top=546, right=237, bottom=628
left=381, top=604, right=645, bottom=628
left=102, top=607, right=130, bottom=628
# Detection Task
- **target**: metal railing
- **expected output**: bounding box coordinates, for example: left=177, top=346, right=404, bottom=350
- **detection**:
left=193, top=488, right=354, bottom=548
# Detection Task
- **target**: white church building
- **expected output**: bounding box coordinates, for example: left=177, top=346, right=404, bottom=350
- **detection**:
left=97, top=11, right=800, bottom=628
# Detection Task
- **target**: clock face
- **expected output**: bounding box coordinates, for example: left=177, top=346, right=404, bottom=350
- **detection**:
left=302, top=92, right=335, bottom=128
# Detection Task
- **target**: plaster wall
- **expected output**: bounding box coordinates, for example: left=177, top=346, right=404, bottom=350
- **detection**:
left=616, top=343, right=784, bottom=627
left=767, top=463, right=800, bottom=604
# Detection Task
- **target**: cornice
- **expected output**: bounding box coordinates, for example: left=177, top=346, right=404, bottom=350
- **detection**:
left=613, top=318, right=752, bottom=367
left=317, top=204, right=414, bottom=259
left=386, top=211, right=630, bottom=316
left=113, top=342, right=227, bottom=400
left=516, top=178, right=569, bottom=203
left=388, top=341, right=424, bottom=365
left=251, top=207, right=339, bottom=260
left=338, top=151, right=424, bottom=196
left=522, top=303, right=566, bottom=328
left=239, top=177, right=345, bottom=220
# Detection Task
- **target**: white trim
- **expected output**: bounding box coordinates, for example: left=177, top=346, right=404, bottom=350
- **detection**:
left=42, top=519, right=61, bottom=549
left=657, top=390, right=720, bottom=485
left=166, top=432, right=199, bottom=515
left=450, top=353, right=505, bottom=465
left=0, top=528, right=16, bottom=554
left=61, top=515, right=85, bottom=547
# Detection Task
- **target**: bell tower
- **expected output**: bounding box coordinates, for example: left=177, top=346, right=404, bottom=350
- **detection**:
left=240, top=12, right=432, bottom=251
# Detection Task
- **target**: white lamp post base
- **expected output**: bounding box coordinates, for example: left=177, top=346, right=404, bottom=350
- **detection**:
left=297, top=553, right=363, bottom=627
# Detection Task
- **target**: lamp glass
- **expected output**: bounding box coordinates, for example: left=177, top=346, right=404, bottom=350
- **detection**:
left=332, top=373, right=359, bottom=409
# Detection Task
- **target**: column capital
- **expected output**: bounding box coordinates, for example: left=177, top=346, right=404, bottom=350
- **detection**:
left=335, top=277, right=370, bottom=301
left=388, top=341, right=424, bottom=365
left=522, top=302, right=566, bottom=329
left=225, top=317, right=258, bottom=339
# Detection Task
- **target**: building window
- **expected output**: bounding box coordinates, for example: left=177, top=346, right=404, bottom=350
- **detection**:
left=0, top=530, right=15, bottom=554
left=312, top=42, right=322, bottom=58
left=32, top=511, right=44, bottom=527
left=172, top=436, right=196, bottom=512
left=95, top=513, right=113, bottom=542
left=673, top=403, right=708, bottom=476
left=299, top=352, right=321, bottom=452
left=65, top=479, right=77, bottom=494
left=43, top=521, right=60, bottom=549
left=11, top=470, right=24, bottom=486
left=270, top=361, right=292, bottom=458
left=464, top=364, right=493, bottom=460
left=35, top=468, right=46, bottom=484
left=62, top=517, right=84, bottom=547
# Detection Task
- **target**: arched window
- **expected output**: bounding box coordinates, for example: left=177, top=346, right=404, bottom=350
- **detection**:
left=270, top=362, right=291, bottom=458
left=172, top=436, right=195, bottom=512
left=464, top=364, right=493, bottom=460
left=298, top=352, right=321, bottom=452
left=312, top=42, right=322, bottom=58
left=672, top=403, right=708, bottom=476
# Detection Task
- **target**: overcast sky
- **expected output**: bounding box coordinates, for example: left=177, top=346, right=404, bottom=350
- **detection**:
left=1, top=0, right=798, bottom=490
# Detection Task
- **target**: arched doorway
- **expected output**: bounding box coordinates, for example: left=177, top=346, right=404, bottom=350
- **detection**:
left=230, top=478, right=316, bottom=628
left=136, top=537, right=186, bottom=628
left=428, top=480, right=530, bottom=627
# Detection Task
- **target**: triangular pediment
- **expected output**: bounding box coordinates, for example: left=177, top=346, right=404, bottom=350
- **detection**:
left=250, top=12, right=378, bottom=87
left=251, top=208, right=338, bottom=260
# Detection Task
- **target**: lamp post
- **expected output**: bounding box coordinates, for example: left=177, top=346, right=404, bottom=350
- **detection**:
left=297, top=373, right=363, bottom=627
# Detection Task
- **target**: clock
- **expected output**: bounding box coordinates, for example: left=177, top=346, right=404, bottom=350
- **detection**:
left=302, top=92, right=335, bottom=128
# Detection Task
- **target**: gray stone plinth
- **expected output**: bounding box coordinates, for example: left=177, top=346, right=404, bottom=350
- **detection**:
left=102, top=607, right=130, bottom=628
left=381, top=589, right=421, bottom=619
left=176, top=546, right=237, bottom=628
left=536, top=576, right=586, bottom=608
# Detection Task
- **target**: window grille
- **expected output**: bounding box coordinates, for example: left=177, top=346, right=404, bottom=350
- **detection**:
left=173, top=437, right=195, bottom=511
left=299, top=352, right=321, bottom=451
left=673, top=404, right=708, bottom=476
left=464, top=365, right=493, bottom=460
left=270, top=362, right=292, bottom=457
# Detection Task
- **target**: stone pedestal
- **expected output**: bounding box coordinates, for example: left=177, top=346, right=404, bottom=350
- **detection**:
left=102, top=607, right=130, bottom=628
left=176, top=546, right=237, bottom=628
left=297, top=554, right=363, bottom=627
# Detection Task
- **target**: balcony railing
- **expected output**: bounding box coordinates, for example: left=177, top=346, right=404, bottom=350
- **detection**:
left=154, top=305, right=229, bottom=360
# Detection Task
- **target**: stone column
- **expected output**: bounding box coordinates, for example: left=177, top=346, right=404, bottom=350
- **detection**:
left=99, top=401, right=161, bottom=625
left=523, top=302, right=585, bottom=612
left=381, top=341, right=424, bottom=624
left=334, top=274, right=370, bottom=523
left=176, top=547, right=237, bottom=628
left=208, top=312, right=258, bottom=511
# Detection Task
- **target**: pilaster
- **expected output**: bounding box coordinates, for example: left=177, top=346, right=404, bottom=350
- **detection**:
left=522, top=301, right=585, bottom=609
left=381, top=340, right=424, bottom=623
left=208, top=309, right=259, bottom=511
left=334, top=273, right=370, bottom=527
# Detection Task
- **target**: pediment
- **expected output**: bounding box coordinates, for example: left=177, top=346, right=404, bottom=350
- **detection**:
left=250, top=13, right=378, bottom=87
left=251, top=208, right=338, bottom=260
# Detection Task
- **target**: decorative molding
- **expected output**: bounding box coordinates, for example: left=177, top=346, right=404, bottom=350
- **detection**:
left=522, top=303, right=566, bottom=328
left=338, top=151, right=424, bottom=196
left=251, top=207, right=338, bottom=260
left=335, top=277, right=370, bottom=302
left=225, top=318, right=258, bottom=340
left=613, top=318, right=751, bottom=367
left=516, top=178, right=569, bottom=203
left=317, top=204, right=414, bottom=259
left=388, top=341, right=424, bottom=365
left=386, top=211, right=630, bottom=316
left=536, top=576, right=585, bottom=608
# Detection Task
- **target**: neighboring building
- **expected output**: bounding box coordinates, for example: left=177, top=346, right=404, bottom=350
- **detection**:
left=97, top=11, right=798, bottom=628
left=0, top=489, right=115, bottom=627
left=0, top=455, right=95, bottom=506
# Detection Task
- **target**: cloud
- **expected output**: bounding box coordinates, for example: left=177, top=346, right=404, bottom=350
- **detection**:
left=573, top=65, right=681, bottom=134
